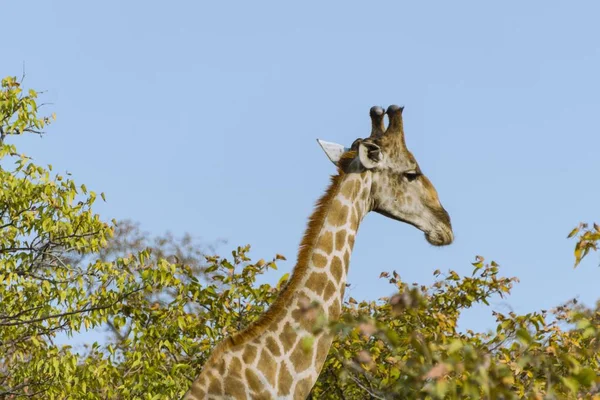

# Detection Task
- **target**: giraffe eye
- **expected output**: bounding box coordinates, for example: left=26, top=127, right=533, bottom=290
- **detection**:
left=404, top=171, right=421, bottom=182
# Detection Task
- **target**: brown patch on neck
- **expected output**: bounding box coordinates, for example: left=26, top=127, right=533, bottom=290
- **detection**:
left=198, top=170, right=346, bottom=371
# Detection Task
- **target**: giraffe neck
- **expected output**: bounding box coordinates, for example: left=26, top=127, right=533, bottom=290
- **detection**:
left=185, top=171, right=372, bottom=400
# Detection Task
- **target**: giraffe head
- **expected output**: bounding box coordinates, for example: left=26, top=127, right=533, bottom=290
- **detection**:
left=318, top=105, right=453, bottom=246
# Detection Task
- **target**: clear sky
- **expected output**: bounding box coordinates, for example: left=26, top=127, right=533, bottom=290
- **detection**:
left=4, top=1, right=600, bottom=334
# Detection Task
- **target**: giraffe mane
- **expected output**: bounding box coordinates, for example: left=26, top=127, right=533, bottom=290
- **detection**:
left=199, top=167, right=347, bottom=370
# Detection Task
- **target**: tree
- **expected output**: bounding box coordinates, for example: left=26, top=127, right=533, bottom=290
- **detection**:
left=64, top=219, right=214, bottom=343
left=0, top=76, right=202, bottom=398
left=0, top=76, right=282, bottom=398
left=1, top=75, right=113, bottom=397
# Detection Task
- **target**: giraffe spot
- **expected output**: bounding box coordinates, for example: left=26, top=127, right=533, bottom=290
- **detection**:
left=291, top=308, right=314, bottom=332
left=327, top=200, right=349, bottom=227
left=293, top=377, right=315, bottom=399
left=353, top=179, right=362, bottom=196
left=305, top=271, right=328, bottom=296
left=340, top=179, right=357, bottom=199
left=228, top=356, right=243, bottom=377
left=207, top=377, right=223, bottom=395
left=329, top=298, right=341, bottom=320
left=196, top=374, right=207, bottom=388
left=245, top=368, right=263, bottom=394
left=256, top=391, right=273, bottom=400
left=297, top=291, right=311, bottom=307
left=350, top=208, right=359, bottom=230
left=316, top=230, right=333, bottom=254
left=192, top=389, right=206, bottom=399
left=290, top=337, right=314, bottom=373
left=216, top=358, right=226, bottom=375
left=361, top=187, right=369, bottom=201
left=331, top=256, right=343, bottom=282
left=242, top=344, right=258, bottom=365
left=257, top=349, right=277, bottom=386
left=344, top=250, right=351, bottom=272
left=223, top=375, right=246, bottom=399
left=323, top=281, right=336, bottom=302
left=291, top=295, right=323, bottom=332
left=348, top=234, right=355, bottom=248
left=311, top=253, right=327, bottom=268
left=314, top=333, right=334, bottom=369
left=280, top=322, right=298, bottom=352
left=335, top=230, right=346, bottom=251
left=265, top=336, right=282, bottom=357
left=189, top=380, right=207, bottom=399
left=277, top=364, right=294, bottom=396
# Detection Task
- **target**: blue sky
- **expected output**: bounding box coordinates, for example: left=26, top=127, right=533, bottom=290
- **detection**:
left=4, top=1, right=600, bottom=334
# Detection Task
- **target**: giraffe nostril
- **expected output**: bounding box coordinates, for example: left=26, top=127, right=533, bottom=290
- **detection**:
left=440, top=208, right=452, bottom=228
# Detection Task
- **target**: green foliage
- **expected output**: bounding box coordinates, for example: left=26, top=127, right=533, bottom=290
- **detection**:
left=0, top=76, right=54, bottom=142
left=1, top=76, right=113, bottom=397
left=569, top=222, right=600, bottom=267
left=313, top=259, right=600, bottom=399
left=1, top=76, right=599, bottom=399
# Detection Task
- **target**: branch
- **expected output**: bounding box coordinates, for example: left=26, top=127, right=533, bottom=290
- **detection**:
left=347, top=374, right=387, bottom=400
left=0, top=289, right=142, bottom=327
left=0, top=304, right=45, bottom=321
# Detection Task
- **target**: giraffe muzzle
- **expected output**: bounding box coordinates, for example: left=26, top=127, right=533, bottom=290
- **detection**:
left=425, top=226, right=454, bottom=246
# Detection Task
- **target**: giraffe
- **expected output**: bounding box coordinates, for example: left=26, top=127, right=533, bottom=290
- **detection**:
left=184, top=105, right=453, bottom=399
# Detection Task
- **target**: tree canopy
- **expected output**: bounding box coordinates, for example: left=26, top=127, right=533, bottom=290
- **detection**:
left=1, top=76, right=599, bottom=399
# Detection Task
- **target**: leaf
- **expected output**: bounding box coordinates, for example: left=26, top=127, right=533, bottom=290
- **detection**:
left=433, top=380, right=448, bottom=398
left=576, top=318, right=591, bottom=330
left=575, top=367, right=596, bottom=386
left=277, top=273, right=290, bottom=288
left=516, top=328, right=532, bottom=345
left=448, top=339, right=463, bottom=354
left=301, top=336, right=315, bottom=352
left=567, top=226, right=581, bottom=238
left=561, top=377, right=580, bottom=393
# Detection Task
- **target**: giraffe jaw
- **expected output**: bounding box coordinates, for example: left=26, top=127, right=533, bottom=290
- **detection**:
left=375, top=209, right=453, bottom=246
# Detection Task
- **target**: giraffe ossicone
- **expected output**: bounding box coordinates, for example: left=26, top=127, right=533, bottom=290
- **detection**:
left=184, top=105, right=453, bottom=399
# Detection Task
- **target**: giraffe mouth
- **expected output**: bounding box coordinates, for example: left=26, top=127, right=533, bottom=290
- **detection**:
left=375, top=209, right=453, bottom=246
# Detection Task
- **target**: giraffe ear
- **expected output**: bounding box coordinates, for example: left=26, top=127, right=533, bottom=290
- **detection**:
left=317, top=139, right=348, bottom=165
left=358, top=141, right=381, bottom=169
